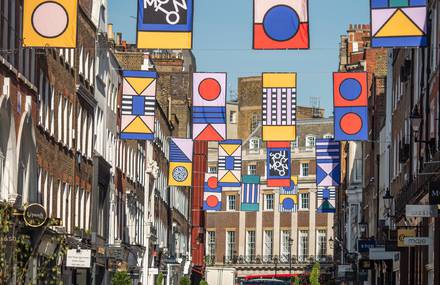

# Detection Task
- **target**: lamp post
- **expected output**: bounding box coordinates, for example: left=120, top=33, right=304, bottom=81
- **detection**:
left=289, top=237, right=294, bottom=275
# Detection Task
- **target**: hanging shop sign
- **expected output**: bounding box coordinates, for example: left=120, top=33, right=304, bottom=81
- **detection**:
left=405, top=205, right=438, bottom=218
left=358, top=259, right=373, bottom=270
left=403, top=237, right=431, bottom=247
left=358, top=239, right=376, bottom=253
left=66, top=249, right=92, bottom=268
left=369, top=248, right=399, bottom=260
left=397, top=229, right=416, bottom=247
left=23, top=203, right=47, bottom=228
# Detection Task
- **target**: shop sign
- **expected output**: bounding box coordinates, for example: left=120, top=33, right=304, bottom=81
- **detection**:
left=24, top=203, right=47, bottom=228
left=403, top=237, right=431, bottom=246
left=397, top=229, right=416, bottom=247
left=369, top=248, right=399, bottom=260
left=66, top=249, right=92, bottom=268
left=149, top=268, right=159, bottom=275
left=358, top=259, right=373, bottom=270
left=358, top=239, right=376, bottom=253
left=405, top=205, right=438, bottom=217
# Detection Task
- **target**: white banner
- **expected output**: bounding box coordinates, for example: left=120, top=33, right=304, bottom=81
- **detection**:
left=369, top=248, right=399, bottom=260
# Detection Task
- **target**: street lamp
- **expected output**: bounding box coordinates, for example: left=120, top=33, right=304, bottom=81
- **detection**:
left=410, top=107, right=422, bottom=133
left=383, top=188, right=394, bottom=212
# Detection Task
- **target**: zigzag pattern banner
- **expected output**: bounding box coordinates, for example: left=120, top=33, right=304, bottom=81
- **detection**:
left=316, top=139, right=341, bottom=187
left=218, top=140, right=242, bottom=187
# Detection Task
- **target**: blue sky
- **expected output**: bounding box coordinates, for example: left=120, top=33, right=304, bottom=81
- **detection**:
left=108, top=0, right=370, bottom=112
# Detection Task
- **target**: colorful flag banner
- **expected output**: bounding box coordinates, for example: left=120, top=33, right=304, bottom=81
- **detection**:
left=267, top=142, right=291, bottom=187
left=333, top=72, right=368, bottom=141
left=241, top=175, right=261, bottom=212
left=317, top=187, right=336, bottom=213
left=262, top=73, right=297, bottom=142
left=203, top=174, right=222, bottom=211
left=120, top=71, right=157, bottom=140
left=280, top=176, right=299, bottom=212
left=192, top=73, right=227, bottom=141
left=253, top=0, right=309, bottom=49
left=137, top=0, right=193, bottom=49
left=370, top=0, right=427, bottom=48
left=218, top=140, right=242, bottom=187
left=316, top=139, right=341, bottom=187
left=168, top=138, right=193, bottom=186
left=23, top=0, right=78, bottom=48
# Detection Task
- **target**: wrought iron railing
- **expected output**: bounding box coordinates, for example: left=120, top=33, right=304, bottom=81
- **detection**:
left=204, top=255, right=333, bottom=265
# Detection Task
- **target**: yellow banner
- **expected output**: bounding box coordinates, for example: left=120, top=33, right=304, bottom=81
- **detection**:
left=23, top=0, right=78, bottom=48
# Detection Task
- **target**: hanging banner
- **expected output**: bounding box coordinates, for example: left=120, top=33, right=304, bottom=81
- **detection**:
left=403, top=237, right=431, bottom=246
left=23, top=0, right=78, bottom=48
left=241, top=175, right=261, bottom=212
left=317, top=187, right=336, bottom=213
left=333, top=72, right=368, bottom=141
left=120, top=71, right=157, bottom=140
left=253, top=0, right=309, bottom=49
left=192, top=73, right=227, bottom=141
left=137, top=0, right=193, bottom=49
left=279, top=176, right=298, bottom=212
left=370, top=0, right=427, bottom=48
left=316, top=139, right=341, bottom=187
left=405, top=205, right=438, bottom=217
left=218, top=140, right=242, bottom=187
left=169, top=138, right=193, bottom=186
left=266, top=142, right=291, bottom=187
left=203, top=174, right=222, bottom=211
left=262, top=73, right=297, bottom=141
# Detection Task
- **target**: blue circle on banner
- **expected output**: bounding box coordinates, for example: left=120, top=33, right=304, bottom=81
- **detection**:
left=340, top=78, right=362, bottom=101
left=283, top=198, right=295, bottom=209
left=263, top=5, right=300, bottom=41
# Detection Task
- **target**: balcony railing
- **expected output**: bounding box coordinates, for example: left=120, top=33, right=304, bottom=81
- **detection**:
left=205, top=255, right=333, bottom=266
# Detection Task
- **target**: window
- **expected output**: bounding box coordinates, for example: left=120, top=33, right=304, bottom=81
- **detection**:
left=248, top=164, right=257, bottom=175
left=317, top=230, right=327, bottom=258
left=0, top=151, right=4, bottom=189
left=300, top=163, right=309, bottom=177
left=306, top=135, right=316, bottom=148
left=292, top=137, right=299, bottom=149
left=263, top=230, right=273, bottom=257
left=246, top=230, right=256, bottom=259
left=229, top=111, right=237, bottom=123
left=300, top=193, right=309, bottom=210
left=227, top=195, right=236, bottom=211
left=226, top=231, right=236, bottom=258
left=298, top=230, right=309, bottom=261
left=249, top=138, right=260, bottom=152
left=207, top=231, right=216, bottom=257
left=264, top=194, right=274, bottom=210
left=208, top=166, right=217, bottom=174
left=354, top=159, right=362, bottom=182
left=250, top=114, right=261, bottom=133
left=280, top=230, right=291, bottom=262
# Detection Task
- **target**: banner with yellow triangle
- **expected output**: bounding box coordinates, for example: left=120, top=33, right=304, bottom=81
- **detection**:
left=218, top=140, right=242, bottom=187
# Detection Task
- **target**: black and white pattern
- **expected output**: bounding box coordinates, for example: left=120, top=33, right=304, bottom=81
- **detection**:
left=262, top=88, right=296, bottom=126
left=121, top=95, right=156, bottom=116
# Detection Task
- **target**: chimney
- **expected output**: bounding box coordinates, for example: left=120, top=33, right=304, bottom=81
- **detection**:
left=108, top=24, right=114, bottom=41
left=116, top=32, right=122, bottom=46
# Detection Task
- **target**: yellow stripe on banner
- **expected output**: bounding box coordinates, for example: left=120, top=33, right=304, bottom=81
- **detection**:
left=137, top=31, right=192, bottom=49
left=263, top=126, right=296, bottom=141
left=263, top=73, right=297, bottom=88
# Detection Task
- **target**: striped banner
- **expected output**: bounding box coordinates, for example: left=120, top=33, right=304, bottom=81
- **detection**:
left=316, top=139, right=340, bottom=187
left=241, top=175, right=260, bottom=212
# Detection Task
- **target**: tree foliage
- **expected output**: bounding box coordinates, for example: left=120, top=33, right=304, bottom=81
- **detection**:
left=180, top=276, right=191, bottom=285
left=309, top=262, right=321, bottom=285
left=111, top=271, right=131, bottom=285
left=199, top=280, right=209, bottom=285
left=156, top=272, right=164, bottom=285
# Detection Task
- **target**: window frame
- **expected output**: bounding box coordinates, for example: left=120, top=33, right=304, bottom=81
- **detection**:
left=264, top=193, right=274, bottom=211
left=248, top=164, right=257, bottom=175
left=299, top=193, right=309, bottom=210
left=227, top=195, right=236, bottom=211
left=300, top=162, right=309, bottom=177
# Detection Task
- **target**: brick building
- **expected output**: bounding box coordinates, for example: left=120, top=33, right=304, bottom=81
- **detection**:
left=205, top=75, right=334, bottom=281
